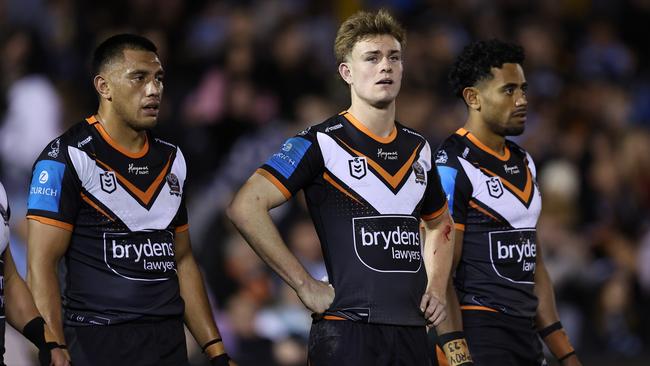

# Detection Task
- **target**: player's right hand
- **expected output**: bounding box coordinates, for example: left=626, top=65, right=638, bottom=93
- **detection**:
left=47, top=347, right=70, bottom=366
left=296, top=278, right=335, bottom=314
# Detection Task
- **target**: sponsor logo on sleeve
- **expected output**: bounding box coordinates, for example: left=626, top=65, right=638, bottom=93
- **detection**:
left=348, top=157, right=367, bottom=179
left=28, top=160, right=66, bottom=212
left=486, top=176, right=503, bottom=198
left=353, top=215, right=422, bottom=273
left=435, top=150, right=448, bottom=164
left=100, top=171, right=117, bottom=194
left=47, top=139, right=60, bottom=158
left=489, top=229, right=536, bottom=284
left=265, top=137, right=312, bottom=179
left=104, top=230, right=177, bottom=281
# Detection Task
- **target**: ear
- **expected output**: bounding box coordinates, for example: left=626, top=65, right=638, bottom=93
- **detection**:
left=462, top=87, right=480, bottom=111
left=338, top=62, right=352, bottom=85
left=94, top=74, right=111, bottom=101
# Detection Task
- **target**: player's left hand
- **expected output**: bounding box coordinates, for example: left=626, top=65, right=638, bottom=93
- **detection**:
left=420, top=292, right=446, bottom=326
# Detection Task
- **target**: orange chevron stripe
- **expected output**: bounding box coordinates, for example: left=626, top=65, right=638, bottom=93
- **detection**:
left=95, top=156, right=172, bottom=205
left=323, top=172, right=362, bottom=204
left=343, top=112, right=397, bottom=143
left=81, top=192, right=115, bottom=221
left=337, top=138, right=421, bottom=190
left=86, top=116, right=149, bottom=158
left=480, top=166, right=532, bottom=203
left=469, top=200, right=501, bottom=222
left=457, top=128, right=510, bottom=161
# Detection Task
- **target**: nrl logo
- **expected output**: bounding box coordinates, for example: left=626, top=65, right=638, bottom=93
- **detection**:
left=348, top=157, right=367, bottom=180
left=100, top=171, right=117, bottom=194
left=486, top=176, right=503, bottom=198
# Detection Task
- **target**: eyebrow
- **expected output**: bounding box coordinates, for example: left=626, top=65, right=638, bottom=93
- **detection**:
left=361, top=49, right=401, bottom=56
left=500, top=81, right=528, bottom=89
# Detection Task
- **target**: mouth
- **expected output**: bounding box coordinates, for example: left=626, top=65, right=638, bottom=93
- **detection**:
left=376, top=78, right=393, bottom=85
left=142, top=102, right=160, bottom=116
left=511, top=110, right=527, bottom=119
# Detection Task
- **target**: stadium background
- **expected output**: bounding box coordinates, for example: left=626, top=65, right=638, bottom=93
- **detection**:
left=0, top=0, right=649, bottom=365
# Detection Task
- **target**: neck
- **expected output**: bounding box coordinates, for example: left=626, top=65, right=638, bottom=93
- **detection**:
left=347, top=94, right=396, bottom=138
left=464, top=113, right=506, bottom=154
left=96, top=105, right=147, bottom=154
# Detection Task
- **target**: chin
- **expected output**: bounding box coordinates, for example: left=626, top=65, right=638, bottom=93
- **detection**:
left=129, top=118, right=158, bottom=132
left=503, top=126, right=525, bottom=136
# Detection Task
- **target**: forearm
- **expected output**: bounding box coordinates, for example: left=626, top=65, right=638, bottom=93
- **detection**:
left=5, top=271, right=42, bottom=331
left=177, top=255, right=225, bottom=357
left=27, top=268, right=65, bottom=344
left=434, top=279, right=463, bottom=334
left=424, top=213, right=454, bottom=298
left=535, top=263, right=560, bottom=328
left=228, top=194, right=312, bottom=291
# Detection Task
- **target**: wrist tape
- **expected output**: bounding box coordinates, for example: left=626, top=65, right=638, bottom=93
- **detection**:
left=439, top=331, right=474, bottom=366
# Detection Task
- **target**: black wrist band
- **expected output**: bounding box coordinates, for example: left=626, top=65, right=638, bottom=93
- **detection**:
left=559, top=351, right=576, bottom=362
left=439, top=331, right=465, bottom=345
left=23, top=316, right=47, bottom=349
left=210, top=353, right=230, bottom=366
left=202, top=338, right=223, bottom=352
left=56, top=344, right=68, bottom=349
left=538, top=321, right=563, bottom=338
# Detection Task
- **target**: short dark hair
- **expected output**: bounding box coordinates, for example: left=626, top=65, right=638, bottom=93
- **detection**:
left=448, top=39, right=525, bottom=98
left=92, top=34, right=158, bottom=75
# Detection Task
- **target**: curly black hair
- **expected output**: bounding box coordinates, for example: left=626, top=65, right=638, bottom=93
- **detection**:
left=448, top=39, right=525, bottom=99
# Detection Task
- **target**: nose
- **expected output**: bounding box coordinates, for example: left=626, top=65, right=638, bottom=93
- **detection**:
left=145, top=78, right=162, bottom=97
left=380, top=56, right=392, bottom=73
left=515, top=92, right=527, bottom=107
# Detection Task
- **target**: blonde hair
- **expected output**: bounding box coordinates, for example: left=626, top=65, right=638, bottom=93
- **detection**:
left=334, top=9, right=406, bottom=64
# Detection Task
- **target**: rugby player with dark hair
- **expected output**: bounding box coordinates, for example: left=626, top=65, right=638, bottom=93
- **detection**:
left=26, top=34, right=234, bottom=366
left=228, top=9, right=455, bottom=366
left=433, top=39, right=582, bottom=366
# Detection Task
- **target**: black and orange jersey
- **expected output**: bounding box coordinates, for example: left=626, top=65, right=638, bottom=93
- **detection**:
left=435, top=128, right=541, bottom=318
left=26, top=116, right=187, bottom=326
left=259, top=111, right=447, bottom=326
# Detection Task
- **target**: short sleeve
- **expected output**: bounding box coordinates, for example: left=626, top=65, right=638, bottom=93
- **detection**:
left=420, top=151, right=449, bottom=221
left=26, top=137, right=81, bottom=231
left=434, top=147, right=472, bottom=230
left=257, top=131, right=324, bottom=198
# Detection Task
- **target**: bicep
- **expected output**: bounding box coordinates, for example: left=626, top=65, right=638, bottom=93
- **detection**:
left=236, top=172, right=290, bottom=211
left=27, top=220, right=71, bottom=269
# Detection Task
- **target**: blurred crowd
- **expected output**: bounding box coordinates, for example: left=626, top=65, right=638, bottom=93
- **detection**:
left=0, top=0, right=649, bottom=365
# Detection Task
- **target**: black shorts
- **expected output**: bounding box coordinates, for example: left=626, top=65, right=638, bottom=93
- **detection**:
left=308, top=319, right=430, bottom=366
left=462, top=309, right=546, bottom=366
left=64, top=317, right=189, bottom=366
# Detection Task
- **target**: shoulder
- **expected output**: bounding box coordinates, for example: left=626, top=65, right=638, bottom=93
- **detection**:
left=305, top=114, right=344, bottom=136
left=36, top=120, right=89, bottom=161
left=435, top=133, right=468, bottom=166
